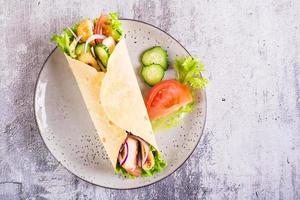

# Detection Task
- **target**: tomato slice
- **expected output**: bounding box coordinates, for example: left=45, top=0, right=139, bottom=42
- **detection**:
left=94, top=15, right=111, bottom=44
left=145, top=80, right=193, bottom=120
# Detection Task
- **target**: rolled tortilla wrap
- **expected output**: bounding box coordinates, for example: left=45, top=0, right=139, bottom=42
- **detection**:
left=64, top=54, right=127, bottom=168
left=63, top=38, right=158, bottom=170
left=100, top=38, right=158, bottom=150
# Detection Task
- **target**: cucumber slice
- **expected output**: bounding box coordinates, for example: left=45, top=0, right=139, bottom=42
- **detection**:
left=141, top=64, right=165, bottom=86
left=141, top=46, right=168, bottom=70
left=111, top=29, right=122, bottom=42
left=75, top=43, right=90, bottom=56
left=94, top=44, right=110, bottom=67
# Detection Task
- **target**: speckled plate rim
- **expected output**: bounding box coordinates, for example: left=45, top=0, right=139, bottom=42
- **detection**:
left=33, top=18, right=207, bottom=190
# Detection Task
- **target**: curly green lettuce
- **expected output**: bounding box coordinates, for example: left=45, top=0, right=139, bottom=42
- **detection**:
left=115, top=163, right=136, bottom=179
left=141, top=146, right=166, bottom=177
left=151, top=56, right=208, bottom=131
left=109, top=12, right=123, bottom=41
left=51, top=24, right=78, bottom=58
left=151, top=102, right=194, bottom=132
left=115, top=145, right=166, bottom=178
left=175, top=56, right=208, bottom=89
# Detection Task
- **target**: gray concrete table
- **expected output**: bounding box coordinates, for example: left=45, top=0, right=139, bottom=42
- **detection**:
left=1, top=0, right=300, bottom=199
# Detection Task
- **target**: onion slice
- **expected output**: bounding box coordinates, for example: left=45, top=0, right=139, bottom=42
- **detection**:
left=67, top=27, right=78, bottom=39
left=118, top=142, right=128, bottom=166
left=130, top=135, right=150, bottom=165
left=69, top=36, right=82, bottom=55
left=91, top=46, right=96, bottom=57
left=75, top=35, right=82, bottom=43
left=84, top=34, right=106, bottom=53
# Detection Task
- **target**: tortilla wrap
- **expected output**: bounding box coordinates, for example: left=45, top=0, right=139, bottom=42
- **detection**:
left=64, top=38, right=157, bottom=169
left=100, top=38, right=158, bottom=149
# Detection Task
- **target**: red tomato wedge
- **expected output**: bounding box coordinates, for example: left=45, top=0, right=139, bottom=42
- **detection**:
left=94, top=15, right=111, bottom=44
left=145, top=80, right=193, bottom=120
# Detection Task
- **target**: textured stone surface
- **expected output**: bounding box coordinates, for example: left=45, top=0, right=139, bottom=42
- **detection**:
left=1, top=0, right=300, bottom=199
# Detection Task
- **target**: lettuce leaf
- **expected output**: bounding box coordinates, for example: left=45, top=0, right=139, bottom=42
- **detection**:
left=151, top=102, right=194, bottom=132
left=175, top=56, right=208, bottom=89
left=51, top=24, right=78, bottom=58
left=141, top=146, right=166, bottom=177
left=115, top=164, right=136, bottom=179
left=151, top=56, right=207, bottom=132
left=109, top=12, right=123, bottom=41
left=115, top=145, right=166, bottom=178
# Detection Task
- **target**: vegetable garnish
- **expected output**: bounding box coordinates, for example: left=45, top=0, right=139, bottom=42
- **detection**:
left=94, top=15, right=108, bottom=44
left=115, top=134, right=166, bottom=178
left=145, top=80, right=193, bottom=121
left=84, top=34, right=106, bottom=53
left=141, top=46, right=169, bottom=70
left=141, top=64, right=165, bottom=86
left=175, top=57, right=208, bottom=89
left=141, top=146, right=166, bottom=177
left=118, top=142, right=128, bottom=166
left=67, top=26, right=78, bottom=40
left=151, top=102, right=194, bottom=132
left=51, top=26, right=78, bottom=58
left=109, top=12, right=123, bottom=42
left=116, top=145, right=166, bottom=178
left=140, top=46, right=168, bottom=86
left=51, top=12, right=123, bottom=72
left=149, top=56, right=208, bottom=131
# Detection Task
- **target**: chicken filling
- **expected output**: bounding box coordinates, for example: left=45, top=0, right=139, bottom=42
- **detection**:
left=118, top=135, right=155, bottom=177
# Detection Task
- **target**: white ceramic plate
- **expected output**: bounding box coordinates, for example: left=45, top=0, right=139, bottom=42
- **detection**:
left=34, top=19, right=206, bottom=189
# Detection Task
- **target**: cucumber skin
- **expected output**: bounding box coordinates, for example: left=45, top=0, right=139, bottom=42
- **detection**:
left=94, top=44, right=110, bottom=67
left=141, top=64, right=165, bottom=86
left=111, top=29, right=122, bottom=42
left=75, top=43, right=90, bottom=56
left=141, top=46, right=169, bottom=70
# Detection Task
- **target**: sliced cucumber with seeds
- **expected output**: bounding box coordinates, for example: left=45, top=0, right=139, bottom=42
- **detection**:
left=75, top=43, right=90, bottom=56
left=141, top=64, right=165, bottom=86
left=94, top=44, right=110, bottom=67
left=141, top=46, right=168, bottom=70
left=111, top=29, right=122, bottom=42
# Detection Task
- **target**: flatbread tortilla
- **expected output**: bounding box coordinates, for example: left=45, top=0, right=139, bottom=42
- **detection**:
left=64, top=38, right=157, bottom=169
left=100, top=38, right=158, bottom=149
